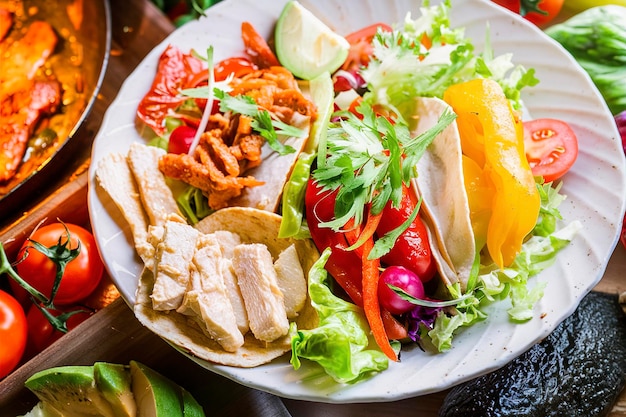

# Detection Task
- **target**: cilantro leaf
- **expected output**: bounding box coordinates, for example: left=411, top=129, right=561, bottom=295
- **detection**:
left=313, top=100, right=455, bottom=231
left=214, top=89, right=298, bottom=156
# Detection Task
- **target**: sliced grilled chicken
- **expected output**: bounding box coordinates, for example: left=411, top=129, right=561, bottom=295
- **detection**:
left=232, top=243, right=289, bottom=343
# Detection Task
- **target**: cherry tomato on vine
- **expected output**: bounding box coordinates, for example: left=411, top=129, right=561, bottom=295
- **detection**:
left=11, top=223, right=104, bottom=306
left=492, top=0, right=564, bottom=26
left=25, top=304, right=93, bottom=353
left=0, top=289, right=27, bottom=378
left=523, top=118, right=578, bottom=183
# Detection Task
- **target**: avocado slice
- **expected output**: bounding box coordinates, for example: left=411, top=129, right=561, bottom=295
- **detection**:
left=180, top=387, right=205, bottom=417
left=129, top=361, right=184, bottom=417
left=24, top=366, right=116, bottom=417
left=94, top=362, right=137, bottom=417
left=275, top=1, right=350, bottom=80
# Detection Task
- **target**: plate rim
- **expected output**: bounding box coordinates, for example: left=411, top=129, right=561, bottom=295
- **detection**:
left=87, top=0, right=626, bottom=403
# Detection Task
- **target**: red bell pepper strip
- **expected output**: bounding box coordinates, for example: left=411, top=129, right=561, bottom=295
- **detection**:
left=137, top=44, right=207, bottom=136
left=377, top=185, right=436, bottom=282
left=361, top=235, right=398, bottom=361
left=241, top=22, right=280, bottom=69
left=305, top=179, right=408, bottom=341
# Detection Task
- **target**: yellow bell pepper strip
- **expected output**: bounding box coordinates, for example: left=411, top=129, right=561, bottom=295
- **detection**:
left=443, top=78, right=540, bottom=268
left=462, top=155, right=492, bottom=252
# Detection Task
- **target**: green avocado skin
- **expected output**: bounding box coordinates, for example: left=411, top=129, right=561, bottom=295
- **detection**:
left=439, top=291, right=626, bottom=417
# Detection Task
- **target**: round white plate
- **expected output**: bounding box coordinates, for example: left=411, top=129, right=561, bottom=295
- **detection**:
left=88, top=0, right=626, bottom=403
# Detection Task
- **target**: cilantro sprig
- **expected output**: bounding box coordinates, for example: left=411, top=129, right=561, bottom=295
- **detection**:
left=313, top=101, right=456, bottom=230
left=180, top=85, right=303, bottom=156
left=214, top=89, right=301, bottom=155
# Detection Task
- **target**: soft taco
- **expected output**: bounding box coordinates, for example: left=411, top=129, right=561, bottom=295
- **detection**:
left=133, top=207, right=320, bottom=368
left=96, top=141, right=320, bottom=367
left=411, top=96, right=476, bottom=291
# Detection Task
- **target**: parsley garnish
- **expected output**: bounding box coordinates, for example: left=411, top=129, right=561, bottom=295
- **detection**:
left=313, top=101, right=456, bottom=230
left=214, top=89, right=300, bottom=156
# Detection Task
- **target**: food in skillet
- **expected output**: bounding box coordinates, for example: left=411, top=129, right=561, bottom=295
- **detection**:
left=0, top=0, right=88, bottom=189
left=94, top=0, right=581, bottom=383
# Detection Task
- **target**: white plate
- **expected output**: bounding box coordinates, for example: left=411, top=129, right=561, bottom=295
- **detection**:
left=88, top=0, right=626, bottom=403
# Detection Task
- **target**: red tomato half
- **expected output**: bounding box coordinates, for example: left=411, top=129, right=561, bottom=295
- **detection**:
left=523, top=118, right=578, bottom=183
left=11, top=223, right=104, bottom=306
left=0, top=290, right=27, bottom=378
left=25, top=304, right=92, bottom=354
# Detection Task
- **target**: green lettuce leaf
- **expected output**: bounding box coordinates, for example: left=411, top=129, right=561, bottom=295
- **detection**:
left=428, top=185, right=581, bottom=350
left=291, top=248, right=388, bottom=383
left=360, top=0, right=537, bottom=121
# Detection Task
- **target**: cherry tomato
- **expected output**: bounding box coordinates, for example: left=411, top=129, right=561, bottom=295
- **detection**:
left=11, top=223, right=104, bottom=306
left=377, top=186, right=436, bottom=282
left=25, top=304, right=92, bottom=354
left=168, top=125, right=197, bottom=155
left=523, top=118, right=578, bottom=183
left=491, top=0, right=564, bottom=26
left=0, top=289, right=27, bottom=378
left=378, top=266, right=425, bottom=315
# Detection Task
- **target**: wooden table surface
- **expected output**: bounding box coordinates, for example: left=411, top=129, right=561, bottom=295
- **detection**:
left=0, top=0, right=625, bottom=416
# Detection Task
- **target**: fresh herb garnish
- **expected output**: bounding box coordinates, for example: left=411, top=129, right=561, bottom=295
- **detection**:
left=214, top=89, right=300, bottom=155
left=179, top=85, right=302, bottom=156
left=313, top=100, right=456, bottom=230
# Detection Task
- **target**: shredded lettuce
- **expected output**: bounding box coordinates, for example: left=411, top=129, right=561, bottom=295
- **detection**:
left=291, top=248, right=389, bottom=383
left=360, top=0, right=538, bottom=122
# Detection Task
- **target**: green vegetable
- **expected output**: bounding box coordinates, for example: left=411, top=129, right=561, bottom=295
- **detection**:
left=545, top=5, right=626, bottom=115
left=279, top=72, right=334, bottom=238
left=175, top=185, right=212, bottom=225
left=213, top=89, right=300, bottom=155
left=360, top=0, right=538, bottom=122
left=290, top=248, right=389, bottom=383
left=313, top=101, right=456, bottom=230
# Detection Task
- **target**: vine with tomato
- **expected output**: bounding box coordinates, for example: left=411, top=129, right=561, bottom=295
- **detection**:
left=0, top=222, right=108, bottom=378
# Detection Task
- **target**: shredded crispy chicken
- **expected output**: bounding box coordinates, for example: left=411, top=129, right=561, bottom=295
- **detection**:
left=159, top=66, right=316, bottom=210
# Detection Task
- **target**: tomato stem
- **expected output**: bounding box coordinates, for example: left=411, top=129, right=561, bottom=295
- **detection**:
left=33, top=304, right=90, bottom=334
left=25, top=229, right=80, bottom=306
left=1, top=222, right=84, bottom=332
left=0, top=243, right=48, bottom=304
left=520, top=0, right=548, bottom=16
